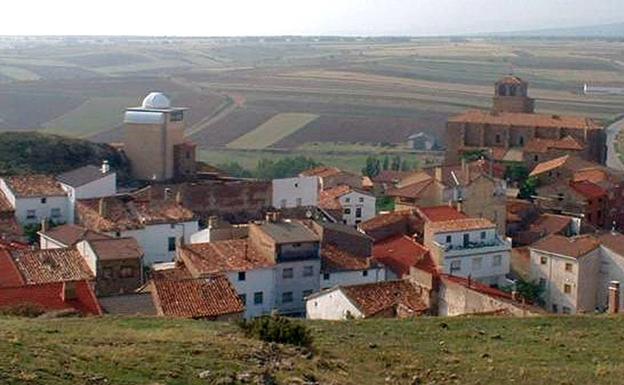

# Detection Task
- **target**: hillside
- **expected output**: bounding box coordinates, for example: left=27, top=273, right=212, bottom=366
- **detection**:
left=1, top=316, right=623, bottom=385
left=0, top=132, right=130, bottom=178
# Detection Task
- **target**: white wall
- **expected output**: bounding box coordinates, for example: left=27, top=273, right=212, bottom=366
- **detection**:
left=227, top=268, right=276, bottom=319
left=39, top=234, right=67, bottom=249
left=306, top=288, right=363, bottom=320
left=76, top=240, right=97, bottom=276
left=14, top=196, right=70, bottom=226
left=274, top=259, right=321, bottom=315
left=598, top=245, right=624, bottom=312
left=62, top=173, right=117, bottom=225
left=443, top=250, right=511, bottom=286
left=338, top=191, right=376, bottom=226
left=320, top=266, right=387, bottom=290
left=272, top=176, right=319, bottom=209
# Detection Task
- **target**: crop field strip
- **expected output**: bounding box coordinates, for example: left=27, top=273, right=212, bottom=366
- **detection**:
left=226, top=113, right=320, bottom=149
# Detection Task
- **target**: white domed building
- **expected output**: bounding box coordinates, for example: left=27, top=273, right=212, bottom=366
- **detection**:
left=123, top=92, right=196, bottom=181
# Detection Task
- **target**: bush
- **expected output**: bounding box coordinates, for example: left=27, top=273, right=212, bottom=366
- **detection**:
left=237, top=315, right=313, bottom=348
left=0, top=303, right=46, bottom=318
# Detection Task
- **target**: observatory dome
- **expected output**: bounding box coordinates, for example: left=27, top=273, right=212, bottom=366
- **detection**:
left=142, top=92, right=171, bottom=109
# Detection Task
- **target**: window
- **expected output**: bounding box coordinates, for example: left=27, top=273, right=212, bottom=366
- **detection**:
left=463, top=233, right=470, bottom=247
left=450, top=260, right=461, bottom=272
left=345, top=197, right=351, bottom=203
left=115, top=231, right=121, bottom=238
left=564, top=284, right=572, bottom=294
left=282, top=268, right=294, bottom=279
left=120, top=266, right=134, bottom=278
left=534, top=155, right=539, bottom=162
left=495, top=134, right=501, bottom=144
left=540, top=256, right=547, bottom=265
left=296, top=198, right=302, bottom=207
left=562, top=306, right=571, bottom=314
left=170, top=223, right=176, bottom=229
left=168, top=237, right=177, bottom=252
left=294, top=183, right=299, bottom=188
left=26, top=210, right=36, bottom=220
left=472, top=257, right=482, bottom=270
left=40, top=198, right=47, bottom=204
left=552, top=304, right=558, bottom=313
left=238, top=271, right=246, bottom=281
left=493, top=255, right=502, bottom=267
left=303, top=266, right=314, bottom=277
left=302, top=289, right=313, bottom=299
left=446, top=235, right=452, bottom=243
left=185, top=151, right=191, bottom=159
left=565, top=263, right=573, bottom=272
left=239, top=294, right=247, bottom=305
left=323, top=273, right=330, bottom=280
left=359, top=197, right=364, bottom=203
left=356, top=208, right=362, bottom=218
left=480, top=231, right=486, bottom=240
left=362, top=270, right=369, bottom=277
left=519, top=137, right=525, bottom=146
left=102, top=267, right=113, bottom=279
left=170, top=110, right=184, bottom=121
left=344, top=208, right=351, bottom=215
left=253, top=291, right=263, bottom=305
left=282, top=292, right=293, bottom=303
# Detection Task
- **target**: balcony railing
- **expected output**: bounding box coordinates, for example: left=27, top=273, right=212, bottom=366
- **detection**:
left=434, top=236, right=511, bottom=257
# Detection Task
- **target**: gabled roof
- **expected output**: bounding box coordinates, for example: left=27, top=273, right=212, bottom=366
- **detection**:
left=180, top=240, right=274, bottom=275
left=530, top=234, right=600, bottom=259
left=88, top=238, right=143, bottom=261
left=386, top=178, right=434, bottom=199
left=0, top=249, right=25, bottom=288
left=3, top=175, right=66, bottom=198
left=448, top=110, right=602, bottom=130
left=151, top=276, right=244, bottom=319
left=57, top=165, right=113, bottom=188
left=373, top=235, right=434, bottom=277
left=321, top=244, right=372, bottom=273
left=529, top=155, right=598, bottom=177
left=569, top=181, right=607, bottom=200
left=0, top=190, right=13, bottom=213
left=598, top=232, right=624, bottom=257
left=39, top=224, right=111, bottom=247
left=530, top=214, right=574, bottom=236
left=9, top=248, right=94, bottom=285
left=417, top=206, right=468, bottom=223
left=372, top=170, right=413, bottom=184
left=319, top=185, right=373, bottom=210
left=441, top=274, right=513, bottom=301
left=340, top=280, right=429, bottom=318
left=428, top=218, right=495, bottom=233
left=358, top=210, right=413, bottom=233
left=0, top=280, right=102, bottom=316
left=497, top=75, right=526, bottom=85
left=255, top=221, right=320, bottom=244
left=524, top=136, right=584, bottom=153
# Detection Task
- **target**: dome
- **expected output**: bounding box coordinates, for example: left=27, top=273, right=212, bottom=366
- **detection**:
left=142, top=92, right=171, bottom=109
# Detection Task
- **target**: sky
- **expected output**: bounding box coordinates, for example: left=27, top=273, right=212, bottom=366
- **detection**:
left=2, top=0, right=624, bottom=36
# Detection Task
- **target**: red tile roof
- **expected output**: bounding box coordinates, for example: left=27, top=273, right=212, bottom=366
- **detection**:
left=0, top=280, right=102, bottom=316
left=428, top=218, right=495, bottom=233
left=373, top=235, right=435, bottom=277
left=341, top=280, right=429, bottom=317
left=531, top=234, right=600, bottom=259
left=598, top=232, right=624, bottom=256
left=319, top=185, right=351, bottom=210
left=417, top=206, right=468, bottom=223
left=88, top=238, right=143, bottom=261
left=569, top=181, right=607, bottom=200
left=530, top=214, right=573, bottom=236
left=572, top=168, right=609, bottom=184
left=529, top=155, right=569, bottom=177
left=180, top=240, right=274, bottom=275
left=151, top=276, right=244, bottom=319
left=40, top=224, right=111, bottom=247
left=0, top=190, right=13, bottom=213
left=448, top=110, right=602, bottom=130
left=0, top=249, right=25, bottom=288
left=10, top=248, right=94, bottom=285
left=524, top=136, right=584, bottom=153
left=372, top=170, right=412, bottom=184
left=386, top=178, right=434, bottom=199
left=3, top=175, right=66, bottom=197
left=441, top=274, right=513, bottom=301
left=321, top=244, right=372, bottom=273
left=358, top=210, right=413, bottom=232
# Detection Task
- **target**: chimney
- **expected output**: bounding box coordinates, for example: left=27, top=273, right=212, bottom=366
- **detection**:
left=175, top=188, right=183, bottom=205
left=434, top=167, right=442, bottom=182
left=40, top=219, right=48, bottom=233
left=101, top=160, right=110, bottom=174
left=164, top=188, right=172, bottom=200
left=98, top=198, right=107, bottom=218
left=265, top=211, right=280, bottom=223
left=61, top=281, right=78, bottom=302
left=609, top=281, right=620, bottom=314
left=461, top=158, right=470, bottom=185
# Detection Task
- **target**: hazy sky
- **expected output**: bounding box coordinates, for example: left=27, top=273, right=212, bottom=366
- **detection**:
left=3, top=0, right=624, bottom=36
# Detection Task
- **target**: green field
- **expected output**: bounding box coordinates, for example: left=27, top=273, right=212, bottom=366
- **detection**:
left=2, top=315, right=624, bottom=385
left=226, top=113, right=319, bottom=149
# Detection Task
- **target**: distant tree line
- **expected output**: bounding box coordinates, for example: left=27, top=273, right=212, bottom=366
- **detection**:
left=362, top=155, right=418, bottom=178
left=217, top=156, right=322, bottom=180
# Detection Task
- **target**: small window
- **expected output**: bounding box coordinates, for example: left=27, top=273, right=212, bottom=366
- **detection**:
left=495, top=134, right=501, bottom=144
left=170, top=223, right=176, bottom=229
left=253, top=291, right=263, bottom=305
left=280, top=199, right=287, bottom=208
left=282, top=292, right=293, bottom=303
left=115, top=231, right=121, bottom=238
left=552, top=304, right=559, bottom=313
left=186, top=151, right=191, bottom=160
left=239, top=294, right=247, bottom=305
left=450, top=260, right=461, bottom=272
left=359, top=197, right=364, bottom=203
left=562, top=306, right=571, bottom=314
left=540, top=256, right=547, bottom=265
left=345, top=197, right=351, bottom=203
left=102, top=267, right=113, bottom=279
left=170, top=110, right=184, bottom=122
left=472, top=257, right=482, bottom=270
left=493, top=255, right=502, bottom=267
left=480, top=231, right=486, bottom=240
left=355, top=208, right=362, bottom=218
left=282, top=268, right=294, bottom=279
left=323, top=273, right=330, bottom=280
left=446, top=235, right=452, bottom=243
left=303, top=266, right=314, bottom=277
left=564, top=284, right=572, bottom=294
left=344, top=208, right=351, bottom=215
left=238, top=271, right=246, bottom=281
left=362, top=270, right=369, bottom=277
left=302, top=289, right=313, bottom=299
left=534, top=155, right=539, bottom=162
left=565, top=263, right=573, bottom=272
left=120, top=266, right=134, bottom=278
left=168, top=237, right=177, bottom=252
left=26, top=210, right=36, bottom=220
left=40, top=198, right=47, bottom=204
left=51, top=208, right=61, bottom=218
left=294, top=183, right=299, bottom=188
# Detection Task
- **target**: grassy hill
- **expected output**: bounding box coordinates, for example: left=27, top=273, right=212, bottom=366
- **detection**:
left=0, top=132, right=130, bottom=178
left=1, top=315, right=624, bottom=385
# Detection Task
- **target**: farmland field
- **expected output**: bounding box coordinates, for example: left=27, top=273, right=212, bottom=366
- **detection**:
left=1, top=36, right=624, bottom=171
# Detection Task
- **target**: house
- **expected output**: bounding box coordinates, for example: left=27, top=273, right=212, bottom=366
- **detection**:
left=306, top=280, right=429, bottom=320
left=7, top=248, right=94, bottom=285
left=300, top=166, right=365, bottom=191
left=307, top=220, right=373, bottom=258
left=272, top=176, right=319, bottom=209
left=39, top=223, right=112, bottom=249
left=150, top=275, right=244, bottom=320
left=529, top=232, right=624, bottom=314
left=320, top=244, right=387, bottom=289
left=513, top=213, right=580, bottom=246
left=76, top=237, right=144, bottom=296
left=371, top=170, right=412, bottom=195
left=75, top=193, right=198, bottom=265
left=319, top=185, right=376, bottom=226
left=372, top=235, right=435, bottom=279
left=0, top=175, right=70, bottom=225
left=57, top=163, right=117, bottom=223
left=358, top=210, right=417, bottom=242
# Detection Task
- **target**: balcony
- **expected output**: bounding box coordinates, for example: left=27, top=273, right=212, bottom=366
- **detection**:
left=434, top=235, right=511, bottom=258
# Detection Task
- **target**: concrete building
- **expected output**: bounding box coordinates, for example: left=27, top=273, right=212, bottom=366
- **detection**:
left=0, top=175, right=70, bottom=225
left=123, top=92, right=193, bottom=181
left=319, top=185, right=376, bottom=226
left=272, top=176, right=319, bottom=209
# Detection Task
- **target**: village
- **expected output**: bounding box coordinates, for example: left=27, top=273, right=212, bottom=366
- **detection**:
left=1, top=75, right=623, bottom=321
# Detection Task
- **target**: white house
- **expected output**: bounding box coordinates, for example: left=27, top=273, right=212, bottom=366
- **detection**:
left=424, top=217, right=511, bottom=286
left=39, top=223, right=112, bottom=249
left=57, top=163, right=117, bottom=224
left=0, top=175, right=70, bottom=225
left=320, top=244, right=387, bottom=289
left=319, top=185, right=376, bottom=226
left=272, top=176, right=319, bottom=209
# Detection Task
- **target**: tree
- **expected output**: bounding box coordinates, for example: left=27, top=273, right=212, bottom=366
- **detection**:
left=504, top=278, right=545, bottom=306
left=519, top=176, right=538, bottom=199
left=382, top=155, right=390, bottom=171
left=390, top=155, right=401, bottom=171
left=504, top=164, right=529, bottom=183
left=362, top=156, right=381, bottom=178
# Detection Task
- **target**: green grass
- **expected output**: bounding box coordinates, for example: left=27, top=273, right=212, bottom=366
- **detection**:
left=41, top=96, right=135, bottom=138
left=2, top=315, right=624, bottom=384
left=226, top=113, right=319, bottom=149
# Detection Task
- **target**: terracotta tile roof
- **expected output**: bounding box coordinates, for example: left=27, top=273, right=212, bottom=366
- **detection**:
left=428, top=218, right=495, bottom=233
left=3, top=175, right=66, bottom=198
left=151, top=276, right=244, bottom=319
left=448, top=110, right=602, bottom=130
left=422, top=160, right=504, bottom=187
left=417, top=206, right=468, bottom=223
left=300, top=166, right=342, bottom=178
left=341, top=280, right=429, bottom=317
left=39, top=224, right=111, bottom=247
left=598, top=232, right=624, bottom=256
left=0, top=280, right=102, bottom=316
left=572, top=168, right=609, bottom=184
left=531, top=234, right=600, bottom=259
left=0, top=190, right=13, bottom=213
left=180, top=240, right=275, bottom=275
left=529, top=155, right=570, bottom=177
left=151, top=263, right=193, bottom=280
left=0, top=249, right=25, bottom=288
left=372, top=170, right=412, bottom=184
left=569, top=181, right=607, bottom=200
left=373, top=235, right=435, bottom=277
left=359, top=210, right=413, bottom=232
left=441, top=274, right=513, bottom=300
left=319, top=185, right=351, bottom=210
left=10, top=248, right=94, bottom=285
left=524, top=136, right=584, bottom=153
left=88, top=238, right=143, bottom=261
left=321, top=244, right=372, bottom=272
left=57, top=165, right=113, bottom=188
left=530, top=214, right=574, bottom=235
left=386, top=178, right=434, bottom=199
left=76, top=196, right=196, bottom=232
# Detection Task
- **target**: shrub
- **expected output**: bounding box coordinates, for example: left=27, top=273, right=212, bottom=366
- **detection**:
left=0, top=303, right=46, bottom=318
left=237, top=315, right=313, bottom=348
